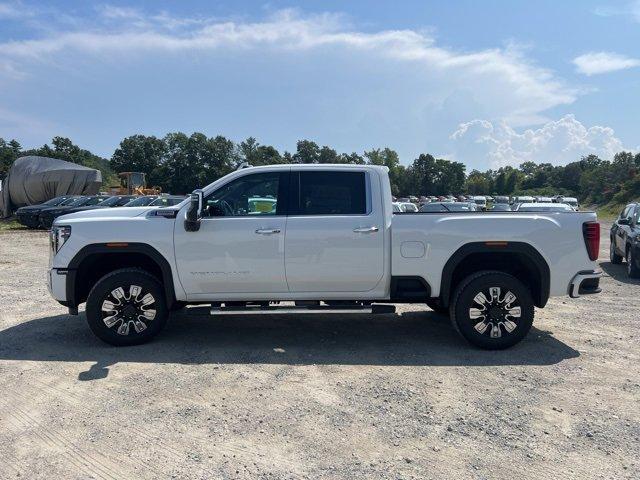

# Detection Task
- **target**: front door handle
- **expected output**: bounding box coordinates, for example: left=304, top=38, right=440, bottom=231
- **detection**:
left=353, top=226, right=379, bottom=233
left=255, top=228, right=281, bottom=235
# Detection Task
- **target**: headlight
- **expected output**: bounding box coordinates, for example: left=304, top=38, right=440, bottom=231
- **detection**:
left=50, top=225, right=71, bottom=254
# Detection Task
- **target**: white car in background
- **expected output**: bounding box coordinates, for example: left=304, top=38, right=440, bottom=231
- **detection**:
left=399, top=202, right=419, bottom=213
left=471, top=196, right=487, bottom=210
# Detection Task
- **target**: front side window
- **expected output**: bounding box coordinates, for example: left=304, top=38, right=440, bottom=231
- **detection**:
left=203, top=172, right=281, bottom=217
left=297, top=171, right=366, bottom=215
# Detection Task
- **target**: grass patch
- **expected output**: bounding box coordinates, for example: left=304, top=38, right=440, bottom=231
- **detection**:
left=0, top=218, right=27, bottom=231
left=595, top=202, right=625, bottom=221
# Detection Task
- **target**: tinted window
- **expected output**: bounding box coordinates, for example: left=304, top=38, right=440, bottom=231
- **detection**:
left=204, top=172, right=280, bottom=217
left=298, top=171, right=366, bottom=215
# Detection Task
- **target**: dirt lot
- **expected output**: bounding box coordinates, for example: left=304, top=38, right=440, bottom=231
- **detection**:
left=0, top=223, right=638, bottom=479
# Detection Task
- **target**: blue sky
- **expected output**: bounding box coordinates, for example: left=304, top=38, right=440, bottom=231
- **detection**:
left=0, top=0, right=639, bottom=171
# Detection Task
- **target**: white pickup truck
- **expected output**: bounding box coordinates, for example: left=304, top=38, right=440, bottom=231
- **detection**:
left=48, top=164, right=602, bottom=349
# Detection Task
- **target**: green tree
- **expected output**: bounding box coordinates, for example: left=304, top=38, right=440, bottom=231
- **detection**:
left=293, top=140, right=320, bottom=164
left=0, top=138, right=21, bottom=178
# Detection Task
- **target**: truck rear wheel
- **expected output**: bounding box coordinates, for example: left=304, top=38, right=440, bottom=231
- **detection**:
left=86, top=268, right=169, bottom=346
left=450, top=271, right=534, bottom=350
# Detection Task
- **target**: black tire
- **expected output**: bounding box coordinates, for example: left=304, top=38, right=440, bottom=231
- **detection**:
left=626, top=249, right=640, bottom=278
left=426, top=298, right=448, bottom=315
left=86, top=268, right=169, bottom=346
left=450, top=271, right=534, bottom=350
left=610, top=237, right=623, bottom=264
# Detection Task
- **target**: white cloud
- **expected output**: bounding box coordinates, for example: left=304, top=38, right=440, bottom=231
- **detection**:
left=0, top=1, right=34, bottom=19
left=450, top=115, right=628, bottom=169
left=573, top=51, right=640, bottom=76
left=594, top=1, right=640, bottom=23
left=0, top=7, right=577, bottom=126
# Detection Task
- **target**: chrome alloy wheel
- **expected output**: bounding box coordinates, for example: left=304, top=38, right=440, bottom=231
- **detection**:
left=468, top=286, right=521, bottom=339
left=101, top=285, right=157, bottom=336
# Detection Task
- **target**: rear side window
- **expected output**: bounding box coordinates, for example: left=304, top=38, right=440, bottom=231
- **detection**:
left=297, top=171, right=367, bottom=215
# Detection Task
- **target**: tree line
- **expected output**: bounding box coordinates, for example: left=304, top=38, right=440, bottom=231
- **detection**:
left=1, top=134, right=639, bottom=207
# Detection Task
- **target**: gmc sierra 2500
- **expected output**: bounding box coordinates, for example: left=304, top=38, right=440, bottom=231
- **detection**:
left=48, top=165, right=602, bottom=349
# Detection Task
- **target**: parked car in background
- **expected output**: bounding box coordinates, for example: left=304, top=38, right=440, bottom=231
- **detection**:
left=514, top=196, right=535, bottom=204
left=562, top=197, right=579, bottom=210
left=610, top=203, right=640, bottom=278
left=471, top=196, right=487, bottom=210
left=39, top=195, right=111, bottom=229
left=491, top=203, right=512, bottom=211
left=16, top=195, right=78, bottom=228
left=513, top=203, right=573, bottom=212
left=494, top=196, right=510, bottom=204
left=420, top=202, right=475, bottom=212
left=399, top=202, right=419, bottom=213
left=392, top=202, right=403, bottom=213
left=535, top=196, right=553, bottom=203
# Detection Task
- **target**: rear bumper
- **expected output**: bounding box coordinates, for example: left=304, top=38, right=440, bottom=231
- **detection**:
left=569, top=270, right=602, bottom=298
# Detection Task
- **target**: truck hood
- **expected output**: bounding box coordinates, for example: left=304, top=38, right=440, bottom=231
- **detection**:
left=56, top=206, right=153, bottom=223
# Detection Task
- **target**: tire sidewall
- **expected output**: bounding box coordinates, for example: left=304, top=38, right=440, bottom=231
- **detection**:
left=452, top=272, right=534, bottom=350
left=86, top=270, right=168, bottom=346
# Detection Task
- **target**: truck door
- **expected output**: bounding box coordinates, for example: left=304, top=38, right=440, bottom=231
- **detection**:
left=284, top=170, right=385, bottom=293
left=174, top=170, right=290, bottom=297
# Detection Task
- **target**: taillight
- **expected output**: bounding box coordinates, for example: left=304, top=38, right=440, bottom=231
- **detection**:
left=582, top=222, right=600, bottom=261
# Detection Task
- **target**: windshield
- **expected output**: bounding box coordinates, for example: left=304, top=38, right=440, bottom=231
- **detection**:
left=124, top=196, right=157, bottom=207
left=98, top=196, right=123, bottom=207
left=42, top=196, right=69, bottom=206
left=59, top=196, right=82, bottom=206
left=64, top=196, right=90, bottom=207
left=149, top=197, right=185, bottom=207
left=82, top=196, right=109, bottom=206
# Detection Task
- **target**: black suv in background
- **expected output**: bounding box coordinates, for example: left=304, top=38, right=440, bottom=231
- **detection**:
left=610, top=202, right=640, bottom=278
left=38, top=195, right=111, bottom=229
left=15, top=195, right=77, bottom=228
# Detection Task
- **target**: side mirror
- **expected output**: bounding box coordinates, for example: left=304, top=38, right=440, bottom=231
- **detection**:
left=185, top=190, right=203, bottom=232
left=618, top=217, right=631, bottom=225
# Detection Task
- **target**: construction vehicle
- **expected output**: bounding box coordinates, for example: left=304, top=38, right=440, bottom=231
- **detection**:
left=108, top=172, right=161, bottom=196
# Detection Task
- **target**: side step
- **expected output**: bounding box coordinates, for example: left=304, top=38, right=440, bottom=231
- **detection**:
left=210, top=304, right=396, bottom=316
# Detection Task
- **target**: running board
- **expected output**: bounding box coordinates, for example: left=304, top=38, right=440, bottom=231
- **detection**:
left=210, top=304, right=396, bottom=316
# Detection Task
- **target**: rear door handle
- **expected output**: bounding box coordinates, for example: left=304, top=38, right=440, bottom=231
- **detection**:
left=255, top=228, right=281, bottom=235
left=353, top=226, right=379, bottom=233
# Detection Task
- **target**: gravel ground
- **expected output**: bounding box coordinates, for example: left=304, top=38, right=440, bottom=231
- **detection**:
left=0, top=223, right=638, bottom=479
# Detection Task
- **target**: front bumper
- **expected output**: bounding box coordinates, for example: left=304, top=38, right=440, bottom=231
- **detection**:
left=48, top=268, right=68, bottom=303
left=568, top=270, right=602, bottom=298
left=17, top=213, right=41, bottom=228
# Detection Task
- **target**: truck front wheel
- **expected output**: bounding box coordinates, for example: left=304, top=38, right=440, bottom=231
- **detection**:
left=450, top=271, right=534, bottom=350
left=86, top=268, right=169, bottom=346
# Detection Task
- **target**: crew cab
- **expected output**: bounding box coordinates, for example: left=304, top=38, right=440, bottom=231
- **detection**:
left=47, top=165, right=602, bottom=349
left=610, top=202, right=640, bottom=278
